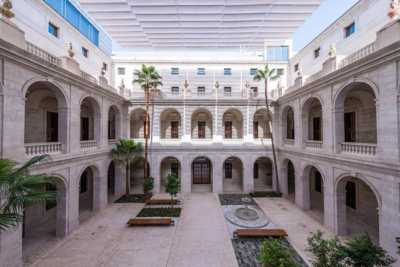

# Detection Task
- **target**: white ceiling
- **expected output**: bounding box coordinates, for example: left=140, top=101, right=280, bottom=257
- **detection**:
left=79, top=0, right=322, bottom=48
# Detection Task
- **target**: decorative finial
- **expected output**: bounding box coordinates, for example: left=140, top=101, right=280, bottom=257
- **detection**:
left=120, top=79, right=125, bottom=89
left=68, top=43, right=74, bottom=58
left=328, top=44, right=336, bottom=58
left=388, top=0, right=400, bottom=20
left=101, top=66, right=106, bottom=76
left=184, top=79, right=189, bottom=89
left=0, top=0, right=14, bottom=19
left=214, top=81, right=220, bottom=89
left=245, top=80, right=250, bottom=89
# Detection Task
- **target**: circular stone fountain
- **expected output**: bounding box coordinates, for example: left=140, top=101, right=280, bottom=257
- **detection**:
left=224, top=197, right=269, bottom=228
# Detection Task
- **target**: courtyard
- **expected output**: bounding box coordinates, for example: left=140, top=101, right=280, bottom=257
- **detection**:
left=24, top=194, right=333, bottom=267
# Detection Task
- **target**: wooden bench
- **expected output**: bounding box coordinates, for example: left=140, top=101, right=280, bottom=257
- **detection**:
left=234, top=228, right=288, bottom=238
left=127, top=217, right=174, bottom=226
left=145, top=199, right=180, bottom=205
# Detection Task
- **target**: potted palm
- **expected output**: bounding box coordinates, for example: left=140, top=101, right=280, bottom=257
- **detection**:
left=111, top=139, right=143, bottom=196
left=253, top=65, right=283, bottom=194
left=133, top=65, right=162, bottom=195
left=0, top=155, right=56, bottom=231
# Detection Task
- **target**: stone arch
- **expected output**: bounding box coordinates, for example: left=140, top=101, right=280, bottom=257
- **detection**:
left=108, top=105, right=121, bottom=140
left=281, top=158, right=296, bottom=202
left=22, top=77, right=69, bottom=106
left=253, top=108, right=272, bottom=139
left=222, top=108, right=243, bottom=139
left=24, top=81, right=69, bottom=153
left=301, top=96, right=323, bottom=142
left=335, top=173, right=381, bottom=243
left=191, top=108, right=213, bottom=139
left=222, top=156, right=243, bottom=192
left=253, top=157, right=273, bottom=191
left=160, top=108, right=182, bottom=139
left=334, top=81, right=377, bottom=148
left=191, top=156, right=213, bottom=192
left=130, top=108, right=146, bottom=139
left=107, top=161, right=116, bottom=202
left=302, top=164, right=325, bottom=223
left=160, top=156, right=181, bottom=193
left=78, top=165, right=100, bottom=222
left=281, top=105, right=295, bottom=140
left=80, top=96, right=101, bottom=143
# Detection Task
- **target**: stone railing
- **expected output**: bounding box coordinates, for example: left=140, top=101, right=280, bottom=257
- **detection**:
left=159, top=138, right=182, bottom=145
left=25, top=142, right=62, bottom=156
left=80, top=140, right=97, bottom=149
left=338, top=42, right=376, bottom=69
left=80, top=71, right=98, bottom=84
left=305, top=140, right=323, bottom=149
left=26, top=42, right=61, bottom=66
left=284, top=139, right=295, bottom=145
left=341, top=142, right=377, bottom=156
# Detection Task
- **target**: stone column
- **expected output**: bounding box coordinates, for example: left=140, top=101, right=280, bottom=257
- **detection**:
left=212, top=156, right=223, bottom=193
left=69, top=168, right=80, bottom=232
left=243, top=156, right=254, bottom=193
left=70, top=91, right=82, bottom=154
left=93, top=164, right=107, bottom=211
left=181, top=155, right=191, bottom=193
left=323, top=173, right=336, bottom=231
left=56, top=184, right=68, bottom=237
left=297, top=167, right=310, bottom=210
left=99, top=99, right=108, bottom=149
left=295, top=99, right=303, bottom=149
left=280, top=160, right=289, bottom=197
left=58, top=107, right=70, bottom=154
left=150, top=154, right=161, bottom=194
left=333, top=107, right=344, bottom=153
left=114, top=162, right=126, bottom=197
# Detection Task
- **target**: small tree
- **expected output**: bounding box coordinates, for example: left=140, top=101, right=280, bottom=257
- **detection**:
left=258, top=238, right=297, bottom=267
left=165, top=173, right=180, bottom=207
left=342, top=234, right=396, bottom=267
left=306, top=231, right=345, bottom=267
left=0, top=155, right=56, bottom=231
left=143, top=176, right=154, bottom=196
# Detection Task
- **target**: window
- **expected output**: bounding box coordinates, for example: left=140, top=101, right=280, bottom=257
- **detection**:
left=171, top=162, right=179, bottom=176
left=313, top=117, right=321, bottom=141
left=224, top=161, right=232, bottom=179
left=224, top=68, right=232, bottom=76
left=253, top=121, right=259, bottom=138
left=197, top=86, right=206, bottom=96
left=171, top=121, right=179, bottom=139
left=225, top=121, right=232, bottom=139
left=315, top=172, right=322, bottom=193
left=171, top=67, right=179, bottom=75
left=197, top=67, right=205, bottom=75
left=254, top=163, right=259, bottom=179
left=294, top=64, right=299, bottom=72
left=198, top=121, right=206, bottom=138
left=346, top=181, right=356, bottom=209
left=82, top=47, right=89, bottom=58
left=250, top=68, right=257, bottom=76
left=266, top=46, right=289, bottom=61
left=344, top=22, right=356, bottom=38
left=314, top=47, right=321, bottom=59
left=117, top=67, right=125, bottom=75
left=171, top=86, right=180, bottom=95
left=44, top=0, right=99, bottom=46
left=277, top=68, right=284, bottom=76
left=224, top=87, right=232, bottom=96
left=48, top=22, right=59, bottom=38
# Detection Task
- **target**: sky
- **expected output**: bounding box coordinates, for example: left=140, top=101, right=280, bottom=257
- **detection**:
left=292, top=0, right=359, bottom=53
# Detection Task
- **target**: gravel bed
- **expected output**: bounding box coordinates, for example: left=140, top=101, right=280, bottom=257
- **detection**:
left=218, top=194, right=257, bottom=206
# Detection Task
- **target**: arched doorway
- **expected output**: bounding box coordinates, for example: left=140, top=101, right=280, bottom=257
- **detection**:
left=287, top=160, right=295, bottom=202
left=223, top=157, right=243, bottom=192
left=253, top=109, right=272, bottom=139
left=192, top=157, right=212, bottom=192
left=22, top=177, right=67, bottom=262
left=160, top=157, right=181, bottom=193
left=107, top=161, right=116, bottom=203
left=130, top=158, right=150, bottom=194
left=79, top=167, right=96, bottom=222
left=302, top=97, right=323, bottom=142
left=334, top=82, right=377, bottom=154
left=24, top=81, right=68, bottom=154
left=222, top=109, right=243, bottom=139
left=303, top=166, right=324, bottom=223
left=130, top=108, right=146, bottom=139
left=254, top=157, right=273, bottom=191
left=80, top=97, right=101, bottom=145
left=337, top=177, right=380, bottom=244
left=191, top=109, right=213, bottom=139
left=108, top=106, right=120, bottom=141
left=160, top=109, right=181, bottom=139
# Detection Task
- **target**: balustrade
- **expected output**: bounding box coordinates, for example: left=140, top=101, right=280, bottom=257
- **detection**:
left=305, top=140, right=323, bottom=149
left=25, top=142, right=62, bottom=155
left=341, top=142, right=376, bottom=156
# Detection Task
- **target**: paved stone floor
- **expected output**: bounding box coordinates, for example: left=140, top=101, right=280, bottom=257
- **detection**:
left=255, top=197, right=335, bottom=265
left=26, top=195, right=334, bottom=267
left=27, top=193, right=238, bottom=267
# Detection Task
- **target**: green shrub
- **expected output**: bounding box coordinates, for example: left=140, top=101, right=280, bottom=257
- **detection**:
left=306, top=231, right=345, bottom=267
left=165, top=173, right=180, bottom=207
left=258, top=238, right=297, bottom=267
left=143, top=176, right=154, bottom=194
left=342, top=234, right=396, bottom=267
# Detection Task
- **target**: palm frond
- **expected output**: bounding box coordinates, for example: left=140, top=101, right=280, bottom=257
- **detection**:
left=0, top=213, right=22, bottom=231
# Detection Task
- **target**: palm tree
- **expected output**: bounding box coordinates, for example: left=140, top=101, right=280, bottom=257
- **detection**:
left=133, top=65, right=163, bottom=192
left=0, top=155, right=56, bottom=231
left=253, top=64, right=283, bottom=193
left=111, top=139, right=143, bottom=195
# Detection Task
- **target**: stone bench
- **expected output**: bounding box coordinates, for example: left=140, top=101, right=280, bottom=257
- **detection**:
left=234, top=228, right=288, bottom=238
left=145, top=199, right=180, bottom=205
left=127, top=217, right=174, bottom=226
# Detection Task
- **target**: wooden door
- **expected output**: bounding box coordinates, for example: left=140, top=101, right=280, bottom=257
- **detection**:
left=193, top=159, right=210, bottom=184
